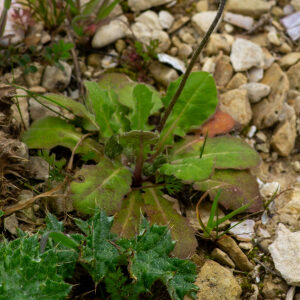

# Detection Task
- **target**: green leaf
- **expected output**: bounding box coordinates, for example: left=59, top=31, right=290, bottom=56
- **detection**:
left=85, top=81, right=118, bottom=137
left=22, top=117, right=103, bottom=160
left=0, top=235, right=72, bottom=300
left=98, top=73, right=163, bottom=114
left=45, top=213, right=64, bottom=231
left=39, top=93, right=99, bottom=131
left=120, top=216, right=198, bottom=299
left=173, top=135, right=261, bottom=169
left=156, top=72, right=218, bottom=153
left=194, top=169, right=263, bottom=212
left=111, top=191, right=144, bottom=238
left=159, top=157, right=214, bottom=182
left=79, top=211, right=120, bottom=285
left=120, top=130, right=159, bottom=148
left=104, top=135, right=123, bottom=159
left=71, top=157, right=132, bottom=214
left=0, top=210, right=4, bottom=217
left=96, top=0, right=120, bottom=21
left=142, top=188, right=197, bottom=258
left=130, top=84, right=153, bottom=130
left=48, top=232, right=79, bottom=251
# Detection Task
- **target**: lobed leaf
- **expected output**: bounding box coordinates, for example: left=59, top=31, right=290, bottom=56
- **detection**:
left=21, top=117, right=103, bottom=160
left=172, top=135, right=260, bottom=170
left=194, top=169, right=263, bottom=212
left=142, top=188, right=197, bottom=258
left=156, top=72, right=218, bottom=153
left=71, top=157, right=132, bottom=214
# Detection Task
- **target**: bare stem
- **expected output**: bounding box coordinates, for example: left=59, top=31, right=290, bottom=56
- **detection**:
left=157, top=0, right=227, bottom=133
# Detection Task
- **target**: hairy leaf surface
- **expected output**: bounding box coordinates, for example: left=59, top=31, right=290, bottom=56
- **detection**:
left=118, top=216, right=198, bottom=300
left=130, top=84, right=153, bottom=130
left=22, top=117, right=103, bottom=160
left=172, top=135, right=260, bottom=169
left=142, top=188, right=197, bottom=258
left=97, top=72, right=163, bottom=113
left=156, top=72, right=218, bottom=153
left=111, top=191, right=144, bottom=238
left=85, top=81, right=118, bottom=137
left=159, top=157, right=214, bottom=182
left=194, top=169, right=263, bottom=212
left=38, top=93, right=98, bottom=130
left=79, top=211, right=120, bottom=285
left=71, top=157, right=132, bottom=214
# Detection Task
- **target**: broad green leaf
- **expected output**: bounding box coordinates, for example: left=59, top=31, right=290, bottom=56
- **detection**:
left=119, top=216, right=198, bottom=299
left=39, top=93, right=98, bottom=131
left=22, top=117, right=103, bottom=160
left=156, top=72, right=218, bottom=153
left=48, top=232, right=79, bottom=251
left=142, top=188, right=197, bottom=258
left=130, top=84, right=153, bottom=130
left=71, top=157, right=132, bottom=214
left=79, top=211, right=120, bottom=285
left=173, top=135, right=260, bottom=169
left=0, top=235, right=73, bottom=300
left=194, top=169, right=263, bottom=212
left=159, top=157, right=214, bottom=182
left=98, top=73, right=163, bottom=114
left=111, top=191, right=144, bottom=238
left=45, top=213, right=64, bottom=231
left=85, top=81, right=118, bottom=137
left=0, top=210, right=4, bottom=217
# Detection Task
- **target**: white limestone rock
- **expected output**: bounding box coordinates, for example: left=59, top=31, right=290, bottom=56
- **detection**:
left=128, top=0, right=175, bottom=12
left=241, top=83, right=271, bottom=103
left=230, top=38, right=265, bottom=72
left=269, top=224, right=300, bottom=286
left=192, top=11, right=221, bottom=34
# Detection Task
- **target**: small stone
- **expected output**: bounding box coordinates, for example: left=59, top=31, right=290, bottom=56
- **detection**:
left=240, top=83, right=271, bottom=103
left=24, top=62, right=44, bottom=87
left=279, top=52, right=300, bottom=68
left=115, top=39, right=126, bottom=53
left=128, top=0, right=174, bottom=12
left=256, top=131, right=267, bottom=143
left=239, top=242, right=253, bottom=250
left=192, top=11, right=221, bottom=34
left=262, top=48, right=275, bottom=69
left=211, top=248, right=235, bottom=268
left=28, top=156, right=49, bottom=181
left=214, top=55, right=233, bottom=86
left=224, top=12, right=254, bottom=30
left=269, top=224, right=300, bottom=286
left=287, top=61, right=300, bottom=91
left=87, top=53, right=102, bottom=68
left=92, top=16, right=130, bottom=48
left=178, top=43, right=193, bottom=59
left=271, top=106, right=297, bottom=156
left=205, top=33, right=233, bottom=55
left=229, top=219, right=255, bottom=242
left=101, top=51, right=118, bottom=69
left=267, top=31, right=282, bottom=46
left=158, top=10, right=174, bottom=29
left=157, top=53, right=186, bottom=73
left=42, top=61, right=72, bottom=92
left=272, top=6, right=284, bottom=17
left=40, top=31, right=51, bottom=44
left=226, top=0, right=273, bottom=17
left=292, top=161, right=300, bottom=172
left=226, top=73, right=247, bottom=90
left=29, top=97, right=60, bottom=122
left=4, top=214, right=19, bottom=235
left=168, top=16, right=189, bottom=33
left=220, top=88, right=252, bottom=127
left=252, top=63, right=289, bottom=129
left=262, top=275, right=289, bottom=299
left=256, top=143, right=270, bottom=153
left=202, top=58, right=216, bottom=74
left=292, top=0, right=300, bottom=10
left=279, top=42, right=292, bottom=53
left=224, top=23, right=234, bottom=33
left=230, top=38, right=265, bottom=72
left=149, top=61, right=178, bottom=87
left=260, top=182, right=280, bottom=200
left=196, top=0, right=208, bottom=12
left=195, top=260, right=242, bottom=300
left=179, top=29, right=196, bottom=45
left=248, top=67, right=264, bottom=82
left=217, top=235, right=254, bottom=271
